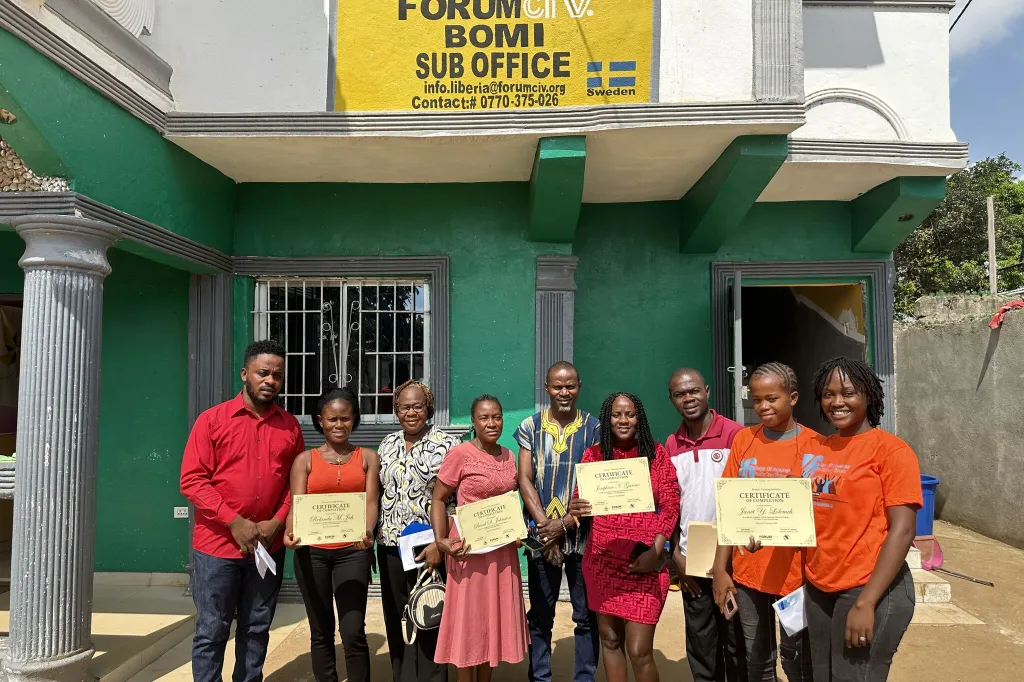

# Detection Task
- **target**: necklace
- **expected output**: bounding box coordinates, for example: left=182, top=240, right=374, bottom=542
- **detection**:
left=322, top=447, right=356, bottom=485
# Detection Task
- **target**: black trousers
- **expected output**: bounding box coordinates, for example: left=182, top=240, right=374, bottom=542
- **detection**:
left=377, top=545, right=449, bottom=682
left=684, top=577, right=748, bottom=682
left=294, top=545, right=373, bottom=682
left=805, top=564, right=915, bottom=682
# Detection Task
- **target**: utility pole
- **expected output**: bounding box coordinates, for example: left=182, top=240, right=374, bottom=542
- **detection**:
left=987, top=195, right=997, bottom=294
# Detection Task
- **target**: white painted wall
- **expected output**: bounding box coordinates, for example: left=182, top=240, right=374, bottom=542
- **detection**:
left=658, top=0, right=753, bottom=103
left=802, top=6, right=956, bottom=142
left=140, top=0, right=328, bottom=112
left=136, top=0, right=752, bottom=112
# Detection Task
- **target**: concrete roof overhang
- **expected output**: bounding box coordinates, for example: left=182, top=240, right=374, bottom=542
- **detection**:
left=164, top=102, right=805, bottom=203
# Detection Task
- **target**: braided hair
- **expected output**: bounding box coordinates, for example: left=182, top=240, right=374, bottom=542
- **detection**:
left=393, top=379, right=435, bottom=419
left=812, top=357, right=885, bottom=428
left=597, top=392, right=657, bottom=462
left=314, top=386, right=360, bottom=434
left=750, top=362, right=798, bottom=393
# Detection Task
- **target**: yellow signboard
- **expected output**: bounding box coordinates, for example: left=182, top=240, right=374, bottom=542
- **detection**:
left=334, top=0, right=654, bottom=112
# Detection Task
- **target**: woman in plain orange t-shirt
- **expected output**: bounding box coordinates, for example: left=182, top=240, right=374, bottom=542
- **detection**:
left=712, top=362, right=815, bottom=682
left=283, top=387, right=381, bottom=682
left=801, top=357, right=921, bottom=682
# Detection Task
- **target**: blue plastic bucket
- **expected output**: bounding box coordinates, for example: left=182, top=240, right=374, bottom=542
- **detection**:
left=916, top=475, right=940, bottom=537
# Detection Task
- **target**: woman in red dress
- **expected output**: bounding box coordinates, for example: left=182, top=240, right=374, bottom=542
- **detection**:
left=569, top=393, right=680, bottom=682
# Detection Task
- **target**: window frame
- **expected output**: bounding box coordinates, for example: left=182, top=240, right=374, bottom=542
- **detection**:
left=234, top=256, right=452, bottom=445
left=253, top=277, right=432, bottom=425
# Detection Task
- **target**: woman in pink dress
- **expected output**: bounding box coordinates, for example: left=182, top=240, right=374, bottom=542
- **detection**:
left=569, top=392, right=680, bottom=682
left=430, top=395, right=528, bottom=681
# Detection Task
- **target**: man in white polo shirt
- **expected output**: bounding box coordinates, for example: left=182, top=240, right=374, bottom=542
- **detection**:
left=665, top=368, right=746, bottom=682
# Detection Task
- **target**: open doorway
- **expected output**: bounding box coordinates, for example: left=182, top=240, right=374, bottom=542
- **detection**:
left=711, top=261, right=896, bottom=434
left=0, top=296, right=21, bottom=592
left=739, top=284, right=868, bottom=433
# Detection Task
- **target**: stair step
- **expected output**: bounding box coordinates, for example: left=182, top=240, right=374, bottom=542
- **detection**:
left=912, top=568, right=951, bottom=604
left=907, top=546, right=922, bottom=569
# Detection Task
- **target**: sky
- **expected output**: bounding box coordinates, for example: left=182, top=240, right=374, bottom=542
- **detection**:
left=949, top=0, right=1024, bottom=167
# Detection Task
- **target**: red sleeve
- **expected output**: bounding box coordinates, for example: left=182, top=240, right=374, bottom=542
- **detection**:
left=272, top=422, right=305, bottom=523
left=180, top=411, right=239, bottom=527
left=881, top=442, right=923, bottom=509
left=437, top=444, right=464, bottom=489
left=653, top=444, right=680, bottom=539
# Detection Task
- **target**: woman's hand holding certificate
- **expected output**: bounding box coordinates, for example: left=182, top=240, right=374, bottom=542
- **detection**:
left=574, top=458, right=656, bottom=516
left=292, top=492, right=367, bottom=546
left=454, top=491, right=528, bottom=553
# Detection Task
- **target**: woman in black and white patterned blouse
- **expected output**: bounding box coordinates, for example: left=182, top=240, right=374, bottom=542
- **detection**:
left=376, top=379, right=458, bottom=682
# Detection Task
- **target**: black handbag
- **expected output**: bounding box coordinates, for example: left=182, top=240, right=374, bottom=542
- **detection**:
left=402, top=567, right=445, bottom=644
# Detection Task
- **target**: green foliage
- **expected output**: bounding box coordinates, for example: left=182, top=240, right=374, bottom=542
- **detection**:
left=894, top=154, right=1024, bottom=316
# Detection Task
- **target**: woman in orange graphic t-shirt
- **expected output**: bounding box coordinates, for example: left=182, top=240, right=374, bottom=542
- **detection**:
left=801, top=358, right=921, bottom=682
left=712, top=362, right=815, bottom=682
left=283, top=387, right=381, bottom=682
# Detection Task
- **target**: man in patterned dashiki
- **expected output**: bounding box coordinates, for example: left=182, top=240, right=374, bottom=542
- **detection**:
left=516, top=361, right=601, bottom=682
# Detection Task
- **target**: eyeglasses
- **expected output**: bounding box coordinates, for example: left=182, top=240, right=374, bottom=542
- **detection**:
left=396, top=404, right=427, bottom=415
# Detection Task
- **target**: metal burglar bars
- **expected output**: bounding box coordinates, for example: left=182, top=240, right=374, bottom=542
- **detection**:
left=253, top=278, right=430, bottom=423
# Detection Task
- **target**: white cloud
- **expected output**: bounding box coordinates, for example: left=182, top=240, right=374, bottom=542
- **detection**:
left=950, top=0, right=1024, bottom=59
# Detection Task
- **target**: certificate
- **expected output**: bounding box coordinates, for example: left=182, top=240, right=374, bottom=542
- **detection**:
left=574, top=457, right=656, bottom=516
left=714, top=478, right=816, bottom=547
left=292, top=492, right=366, bottom=546
left=455, top=491, right=527, bottom=551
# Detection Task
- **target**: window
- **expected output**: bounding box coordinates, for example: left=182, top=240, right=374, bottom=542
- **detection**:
left=253, top=279, right=430, bottom=423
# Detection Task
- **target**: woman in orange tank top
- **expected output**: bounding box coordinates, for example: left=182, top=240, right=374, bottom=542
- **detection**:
left=284, top=387, right=381, bottom=682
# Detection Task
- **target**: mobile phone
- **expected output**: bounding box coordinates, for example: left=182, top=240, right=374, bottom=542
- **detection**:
left=412, top=543, right=430, bottom=559
left=522, top=535, right=545, bottom=553
left=522, top=521, right=546, bottom=554
left=631, top=541, right=650, bottom=561
left=724, top=592, right=739, bottom=620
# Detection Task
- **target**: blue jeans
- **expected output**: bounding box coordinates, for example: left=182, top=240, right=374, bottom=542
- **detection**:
left=191, top=548, right=285, bottom=682
left=527, top=552, right=599, bottom=682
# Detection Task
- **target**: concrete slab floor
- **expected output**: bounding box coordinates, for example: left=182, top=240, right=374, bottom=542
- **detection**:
left=0, top=585, right=196, bottom=682
left=1, top=519, right=1016, bottom=682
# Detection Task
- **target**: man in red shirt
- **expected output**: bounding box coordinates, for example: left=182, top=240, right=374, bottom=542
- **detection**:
left=665, top=368, right=746, bottom=682
left=181, top=340, right=305, bottom=682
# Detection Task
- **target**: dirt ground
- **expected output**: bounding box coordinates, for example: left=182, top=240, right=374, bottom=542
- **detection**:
left=237, top=521, right=1024, bottom=681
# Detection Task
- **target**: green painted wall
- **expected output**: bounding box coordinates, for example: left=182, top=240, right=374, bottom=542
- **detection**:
left=236, top=183, right=568, bottom=442
left=95, top=251, right=191, bottom=571
left=236, top=182, right=564, bottom=579
left=2, top=176, right=893, bottom=577
left=0, top=29, right=236, bottom=253
left=0, top=232, right=22, bottom=294
left=573, top=201, right=890, bottom=441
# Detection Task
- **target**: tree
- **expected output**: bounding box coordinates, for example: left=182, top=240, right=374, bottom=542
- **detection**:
left=894, top=154, right=1024, bottom=316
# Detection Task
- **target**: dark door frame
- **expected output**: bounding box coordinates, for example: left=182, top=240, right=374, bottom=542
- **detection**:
left=711, top=260, right=896, bottom=434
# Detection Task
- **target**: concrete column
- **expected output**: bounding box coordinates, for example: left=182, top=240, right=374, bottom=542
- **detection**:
left=4, top=216, right=120, bottom=682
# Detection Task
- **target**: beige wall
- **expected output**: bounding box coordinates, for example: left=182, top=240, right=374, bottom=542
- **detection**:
left=895, top=295, right=1024, bottom=549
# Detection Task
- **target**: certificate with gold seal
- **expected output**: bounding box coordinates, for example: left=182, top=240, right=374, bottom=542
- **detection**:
left=455, top=491, right=528, bottom=551
left=292, top=492, right=366, bottom=546
left=714, top=478, right=816, bottom=547
left=574, top=457, right=656, bottom=516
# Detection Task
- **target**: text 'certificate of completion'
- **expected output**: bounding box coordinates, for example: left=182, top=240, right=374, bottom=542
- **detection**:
left=714, top=478, right=816, bottom=547
left=575, top=457, right=656, bottom=516
left=292, top=493, right=366, bottom=546
left=455, top=491, right=528, bottom=552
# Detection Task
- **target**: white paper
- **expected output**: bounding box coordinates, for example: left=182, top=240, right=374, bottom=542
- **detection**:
left=399, top=528, right=438, bottom=572
left=773, top=586, right=808, bottom=636
left=255, top=542, right=277, bottom=579
left=452, top=516, right=502, bottom=555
